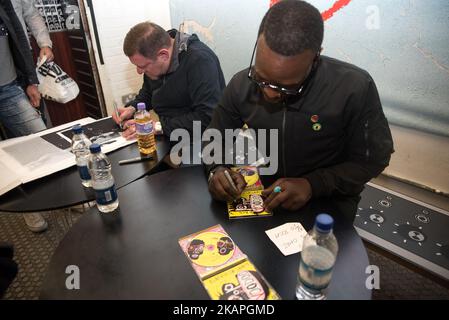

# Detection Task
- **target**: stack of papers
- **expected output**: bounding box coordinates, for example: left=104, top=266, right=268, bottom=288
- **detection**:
left=0, top=117, right=136, bottom=196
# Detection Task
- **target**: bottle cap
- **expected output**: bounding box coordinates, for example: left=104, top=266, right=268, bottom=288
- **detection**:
left=72, top=124, right=83, bottom=134
left=137, top=102, right=146, bottom=111
left=89, top=143, right=102, bottom=154
left=315, top=213, right=334, bottom=233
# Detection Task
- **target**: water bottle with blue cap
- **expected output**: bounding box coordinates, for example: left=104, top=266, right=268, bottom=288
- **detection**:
left=296, top=213, right=339, bottom=300
left=71, top=125, right=92, bottom=187
left=88, top=143, right=119, bottom=213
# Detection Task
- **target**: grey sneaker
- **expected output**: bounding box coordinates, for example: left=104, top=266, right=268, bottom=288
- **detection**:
left=23, top=213, right=48, bottom=233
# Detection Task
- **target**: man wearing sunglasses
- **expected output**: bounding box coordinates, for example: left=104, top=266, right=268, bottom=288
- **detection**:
left=205, top=0, right=394, bottom=218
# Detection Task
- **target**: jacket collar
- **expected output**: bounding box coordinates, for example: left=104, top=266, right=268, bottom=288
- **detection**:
left=166, top=29, right=191, bottom=74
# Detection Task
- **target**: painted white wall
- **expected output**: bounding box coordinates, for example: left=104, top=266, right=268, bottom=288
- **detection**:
left=168, top=0, right=449, bottom=195
left=82, top=0, right=448, bottom=196
left=84, top=0, right=172, bottom=116
left=384, top=125, right=449, bottom=195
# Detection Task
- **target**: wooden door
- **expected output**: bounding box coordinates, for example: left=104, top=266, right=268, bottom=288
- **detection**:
left=31, top=0, right=104, bottom=126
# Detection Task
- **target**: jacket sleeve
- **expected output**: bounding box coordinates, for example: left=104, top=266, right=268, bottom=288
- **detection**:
left=125, top=75, right=153, bottom=109
left=202, top=74, right=245, bottom=175
left=159, top=54, right=224, bottom=137
left=20, top=0, right=52, bottom=48
left=302, top=77, right=394, bottom=198
left=2, top=0, right=39, bottom=86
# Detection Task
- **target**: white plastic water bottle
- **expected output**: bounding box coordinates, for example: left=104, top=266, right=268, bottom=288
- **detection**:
left=88, top=143, right=119, bottom=213
left=296, top=213, right=339, bottom=300
left=71, top=125, right=92, bottom=187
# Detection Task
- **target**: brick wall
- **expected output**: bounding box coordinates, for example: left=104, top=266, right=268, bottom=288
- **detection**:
left=86, top=0, right=171, bottom=115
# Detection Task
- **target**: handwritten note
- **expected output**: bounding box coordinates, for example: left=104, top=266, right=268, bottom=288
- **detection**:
left=265, top=223, right=308, bottom=256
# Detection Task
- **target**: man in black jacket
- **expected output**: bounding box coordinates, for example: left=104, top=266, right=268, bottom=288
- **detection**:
left=113, top=22, right=225, bottom=148
left=205, top=0, right=394, bottom=218
left=0, top=242, right=18, bottom=298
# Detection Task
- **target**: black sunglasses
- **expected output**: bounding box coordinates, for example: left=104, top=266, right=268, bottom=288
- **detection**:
left=247, top=41, right=320, bottom=97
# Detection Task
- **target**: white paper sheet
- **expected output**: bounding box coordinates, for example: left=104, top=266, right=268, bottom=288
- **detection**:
left=0, top=161, right=21, bottom=196
left=265, top=222, right=308, bottom=256
left=0, top=117, right=136, bottom=196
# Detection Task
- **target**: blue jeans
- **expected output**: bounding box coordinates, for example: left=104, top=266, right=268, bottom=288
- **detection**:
left=0, top=80, right=47, bottom=138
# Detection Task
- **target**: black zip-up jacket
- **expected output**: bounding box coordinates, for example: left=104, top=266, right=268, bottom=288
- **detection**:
left=127, top=30, right=225, bottom=138
left=0, top=0, right=38, bottom=86
left=205, top=56, right=394, bottom=200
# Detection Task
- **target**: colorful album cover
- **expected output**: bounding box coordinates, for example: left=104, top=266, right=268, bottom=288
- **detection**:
left=231, top=166, right=263, bottom=190
left=227, top=189, right=272, bottom=219
left=178, top=225, right=247, bottom=279
left=202, top=259, right=281, bottom=300
left=227, top=166, right=270, bottom=219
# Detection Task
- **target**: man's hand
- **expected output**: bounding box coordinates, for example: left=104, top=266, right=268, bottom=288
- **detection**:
left=112, top=106, right=135, bottom=126
left=26, top=85, right=41, bottom=108
left=39, top=46, right=54, bottom=62
left=262, top=178, right=312, bottom=212
left=121, top=119, right=137, bottom=140
left=208, top=166, right=247, bottom=202
left=112, top=106, right=136, bottom=140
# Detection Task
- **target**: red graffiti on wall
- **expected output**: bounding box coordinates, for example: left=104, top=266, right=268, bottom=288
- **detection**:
left=321, top=0, right=352, bottom=21
left=269, top=0, right=353, bottom=21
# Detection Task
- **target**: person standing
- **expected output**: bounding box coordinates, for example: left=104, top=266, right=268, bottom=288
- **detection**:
left=0, top=0, right=47, bottom=232
left=12, top=0, right=54, bottom=127
left=12, top=0, right=54, bottom=62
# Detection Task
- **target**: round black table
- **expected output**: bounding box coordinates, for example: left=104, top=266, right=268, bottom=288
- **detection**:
left=40, top=166, right=372, bottom=300
left=0, top=136, right=170, bottom=212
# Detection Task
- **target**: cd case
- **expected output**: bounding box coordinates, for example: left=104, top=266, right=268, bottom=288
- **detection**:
left=227, top=166, right=272, bottom=219
left=179, top=224, right=281, bottom=300
left=178, top=225, right=247, bottom=279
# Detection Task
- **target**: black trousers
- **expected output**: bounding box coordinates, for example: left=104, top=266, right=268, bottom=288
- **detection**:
left=0, top=242, right=18, bottom=298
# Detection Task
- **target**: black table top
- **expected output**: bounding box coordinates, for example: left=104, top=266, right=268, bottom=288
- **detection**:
left=40, top=166, right=372, bottom=300
left=0, top=136, right=170, bottom=213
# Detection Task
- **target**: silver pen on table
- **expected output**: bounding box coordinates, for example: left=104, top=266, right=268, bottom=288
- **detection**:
left=100, top=139, right=117, bottom=146
left=118, top=156, right=153, bottom=165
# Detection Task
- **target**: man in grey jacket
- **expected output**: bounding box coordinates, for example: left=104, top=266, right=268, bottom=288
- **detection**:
left=12, top=0, right=54, bottom=62
left=0, top=0, right=48, bottom=233
left=12, top=0, right=54, bottom=127
left=11, top=0, right=55, bottom=233
left=0, top=0, right=46, bottom=135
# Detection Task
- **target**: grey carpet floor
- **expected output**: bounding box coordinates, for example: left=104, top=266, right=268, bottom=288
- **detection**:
left=0, top=208, right=85, bottom=300
left=1, top=208, right=448, bottom=300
